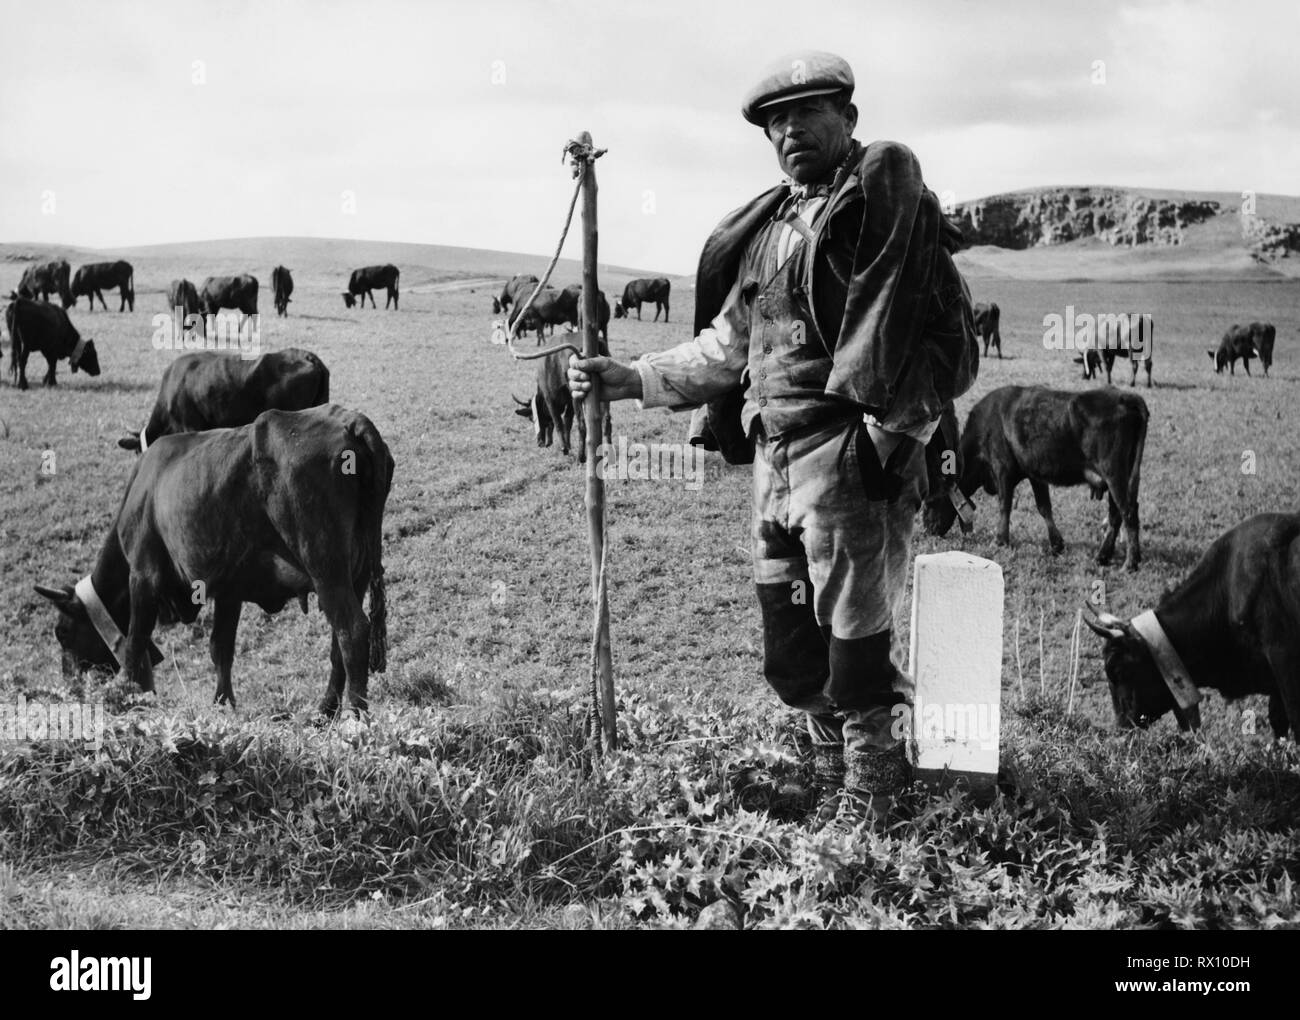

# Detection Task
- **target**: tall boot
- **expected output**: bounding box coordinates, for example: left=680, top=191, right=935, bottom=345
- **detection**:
left=806, top=743, right=845, bottom=831
left=838, top=744, right=911, bottom=833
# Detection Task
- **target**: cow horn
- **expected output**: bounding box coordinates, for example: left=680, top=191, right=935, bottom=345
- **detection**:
left=511, top=393, right=530, bottom=407
left=1081, top=600, right=1127, bottom=639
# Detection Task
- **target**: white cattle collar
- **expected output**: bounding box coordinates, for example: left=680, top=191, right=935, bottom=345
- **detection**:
left=74, top=575, right=127, bottom=667
left=1130, top=609, right=1202, bottom=711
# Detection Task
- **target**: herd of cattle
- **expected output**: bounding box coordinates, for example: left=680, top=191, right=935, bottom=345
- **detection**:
left=2, top=256, right=1297, bottom=744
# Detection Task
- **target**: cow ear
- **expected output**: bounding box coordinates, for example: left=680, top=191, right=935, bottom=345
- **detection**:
left=35, top=584, right=77, bottom=613
left=118, top=433, right=141, bottom=451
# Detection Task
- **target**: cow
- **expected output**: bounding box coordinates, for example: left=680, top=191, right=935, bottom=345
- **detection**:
left=493, top=274, right=540, bottom=315
left=35, top=404, right=393, bottom=716
left=346, top=264, right=400, bottom=310
left=1209, top=324, right=1259, bottom=375
left=117, top=349, right=330, bottom=452
left=512, top=339, right=610, bottom=460
left=923, top=386, right=1148, bottom=571
left=1078, top=313, right=1154, bottom=387
left=200, top=275, right=259, bottom=329
left=168, top=279, right=202, bottom=320
left=4, top=297, right=101, bottom=390
left=974, top=302, right=1001, bottom=359
left=271, top=266, right=293, bottom=317
left=1082, top=512, right=1300, bottom=738
left=510, top=286, right=578, bottom=343
left=1250, top=321, right=1276, bottom=376
left=17, top=260, right=72, bottom=306
left=614, top=277, right=670, bottom=321
left=70, top=260, right=135, bottom=312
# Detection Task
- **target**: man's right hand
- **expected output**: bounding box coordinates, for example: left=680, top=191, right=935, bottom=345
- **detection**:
left=568, top=355, right=643, bottom=402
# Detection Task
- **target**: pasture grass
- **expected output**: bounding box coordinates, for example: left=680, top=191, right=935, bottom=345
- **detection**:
left=2, top=259, right=1299, bottom=927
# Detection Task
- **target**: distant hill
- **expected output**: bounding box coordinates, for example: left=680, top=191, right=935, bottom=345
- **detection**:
left=0, top=237, right=681, bottom=297
left=7, top=187, right=1300, bottom=288
left=951, top=186, right=1300, bottom=281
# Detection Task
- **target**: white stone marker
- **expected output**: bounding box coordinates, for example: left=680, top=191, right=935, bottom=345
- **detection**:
left=906, top=551, right=1003, bottom=792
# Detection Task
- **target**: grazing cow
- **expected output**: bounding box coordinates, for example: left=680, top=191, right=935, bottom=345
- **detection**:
left=973, top=302, right=1002, bottom=359
left=614, top=277, right=670, bottom=321
left=35, top=404, right=393, bottom=715
left=168, top=279, right=202, bottom=319
left=924, top=385, right=1148, bottom=570
left=1249, top=321, right=1276, bottom=376
left=117, top=349, right=330, bottom=452
left=1082, top=513, right=1300, bottom=738
left=17, top=260, right=72, bottom=306
left=510, top=286, right=578, bottom=343
left=512, top=339, right=610, bottom=460
left=346, top=264, right=400, bottom=309
left=1078, top=313, right=1154, bottom=387
left=271, top=266, right=293, bottom=317
left=70, top=260, right=135, bottom=312
left=200, top=275, right=259, bottom=327
left=493, top=274, right=540, bottom=314
left=1209, top=324, right=1259, bottom=375
left=5, top=297, right=101, bottom=390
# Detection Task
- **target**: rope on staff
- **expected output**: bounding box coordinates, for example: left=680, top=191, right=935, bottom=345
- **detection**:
left=502, top=138, right=606, bottom=363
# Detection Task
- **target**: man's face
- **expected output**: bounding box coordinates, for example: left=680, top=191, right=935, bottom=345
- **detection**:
left=764, top=95, right=857, bottom=184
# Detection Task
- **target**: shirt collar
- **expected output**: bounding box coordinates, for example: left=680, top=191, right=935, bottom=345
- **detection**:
left=783, top=140, right=862, bottom=201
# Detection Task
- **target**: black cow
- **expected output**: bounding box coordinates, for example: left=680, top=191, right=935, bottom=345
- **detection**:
left=346, top=264, right=400, bottom=309
left=271, top=266, right=293, bottom=317
left=511, top=286, right=578, bottom=343
left=1083, top=513, right=1300, bottom=737
left=512, top=339, right=610, bottom=460
left=925, top=386, right=1148, bottom=570
left=200, top=275, right=259, bottom=325
left=168, top=279, right=202, bottom=318
left=1078, top=313, right=1154, bottom=387
left=35, top=404, right=393, bottom=715
left=117, top=349, right=330, bottom=452
left=493, top=274, right=539, bottom=314
left=70, top=260, right=134, bottom=312
left=17, top=260, right=72, bottom=306
left=5, top=297, right=101, bottom=390
left=974, top=302, right=1001, bottom=359
left=1250, top=322, right=1277, bottom=376
left=614, top=277, right=670, bottom=321
left=1209, top=324, right=1259, bottom=375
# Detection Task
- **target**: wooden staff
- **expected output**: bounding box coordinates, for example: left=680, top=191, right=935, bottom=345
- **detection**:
left=572, top=131, right=616, bottom=753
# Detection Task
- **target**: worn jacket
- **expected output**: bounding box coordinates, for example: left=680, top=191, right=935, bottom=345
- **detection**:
left=687, top=139, right=978, bottom=464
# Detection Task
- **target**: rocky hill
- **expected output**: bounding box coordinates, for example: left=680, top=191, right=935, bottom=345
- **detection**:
left=949, top=186, right=1300, bottom=281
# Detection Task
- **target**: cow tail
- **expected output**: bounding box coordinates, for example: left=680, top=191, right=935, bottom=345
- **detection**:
left=1127, top=404, right=1148, bottom=510
left=352, top=419, right=392, bottom=673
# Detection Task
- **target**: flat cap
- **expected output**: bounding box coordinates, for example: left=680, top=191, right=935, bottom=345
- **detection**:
left=741, top=51, right=855, bottom=126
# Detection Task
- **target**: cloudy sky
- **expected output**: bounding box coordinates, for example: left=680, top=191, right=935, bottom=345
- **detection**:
left=1, top=0, right=1295, bottom=274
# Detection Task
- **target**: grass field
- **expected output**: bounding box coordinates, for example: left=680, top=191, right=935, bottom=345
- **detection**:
left=1, top=247, right=1298, bottom=928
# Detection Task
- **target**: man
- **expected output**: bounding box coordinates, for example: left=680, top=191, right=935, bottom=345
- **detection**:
left=569, top=52, right=978, bottom=828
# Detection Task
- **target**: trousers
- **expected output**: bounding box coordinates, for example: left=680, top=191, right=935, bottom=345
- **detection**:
left=750, top=415, right=927, bottom=752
